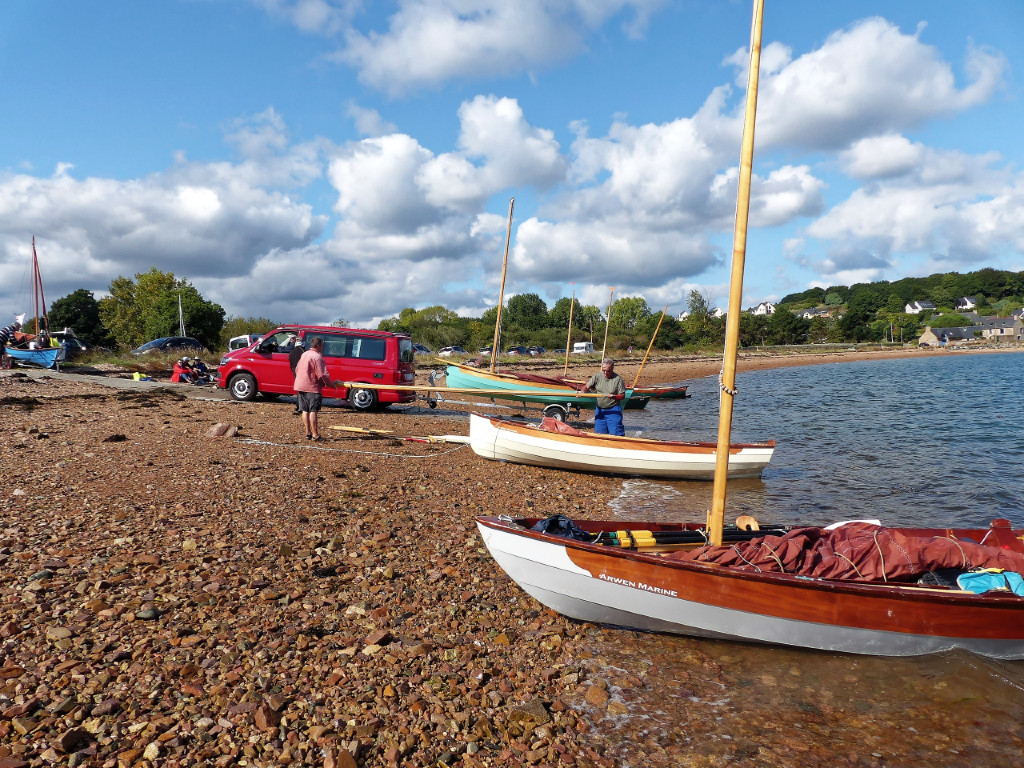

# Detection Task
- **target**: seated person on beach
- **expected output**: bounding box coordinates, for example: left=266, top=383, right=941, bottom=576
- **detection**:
left=189, top=357, right=211, bottom=383
left=171, top=358, right=195, bottom=384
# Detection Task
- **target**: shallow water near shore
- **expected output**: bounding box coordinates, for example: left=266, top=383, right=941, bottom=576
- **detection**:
left=589, top=352, right=1024, bottom=766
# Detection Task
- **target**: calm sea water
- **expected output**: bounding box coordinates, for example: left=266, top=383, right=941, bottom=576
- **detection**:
left=613, top=350, right=1024, bottom=529
left=586, top=351, right=1024, bottom=767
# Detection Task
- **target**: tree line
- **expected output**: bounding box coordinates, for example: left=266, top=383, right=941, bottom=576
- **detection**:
left=37, top=266, right=1024, bottom=355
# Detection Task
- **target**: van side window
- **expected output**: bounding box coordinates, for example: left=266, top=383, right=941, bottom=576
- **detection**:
left=321, top=334, right=387, bottom=361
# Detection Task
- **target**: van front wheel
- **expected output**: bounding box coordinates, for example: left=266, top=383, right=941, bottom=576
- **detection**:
left=348, top=387, right=378, bottom=412
left=229, top=373, right=258, bottom=401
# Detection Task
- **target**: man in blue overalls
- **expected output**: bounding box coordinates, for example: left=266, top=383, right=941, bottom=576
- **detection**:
left=580, top=358, right=626, bottom=435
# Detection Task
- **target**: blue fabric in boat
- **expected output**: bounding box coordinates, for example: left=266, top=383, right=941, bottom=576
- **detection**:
left=956, top=570, right=1024, bottom=596
left=531, top=514, right=598, bottom=542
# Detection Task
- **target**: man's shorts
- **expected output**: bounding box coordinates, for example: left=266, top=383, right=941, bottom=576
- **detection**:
left=297, top=391, right=323, bottom=412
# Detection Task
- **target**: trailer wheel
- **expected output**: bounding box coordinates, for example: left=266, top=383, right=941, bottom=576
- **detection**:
left=543, top=405, right=567, bottom=422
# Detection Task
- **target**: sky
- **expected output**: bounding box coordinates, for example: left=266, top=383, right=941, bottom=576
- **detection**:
left=1, top=0, right=1023, bottom=329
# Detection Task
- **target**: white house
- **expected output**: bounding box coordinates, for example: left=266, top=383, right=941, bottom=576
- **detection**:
left=752, top=301, right=776, bottom=316
left=905, top=300, right=936, bottom=314
left=954, top=296, right=977, bottom=311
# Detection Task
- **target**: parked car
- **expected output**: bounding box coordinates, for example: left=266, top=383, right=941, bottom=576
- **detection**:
left=438, top=346, right=468, bottom=357
left=552, top=348, right=567, bottom=355
left=216, top=324, right=416, bottom=411
left=505, top=345, right=529, bottom=356
left=527, top=346, right=546, bottom=356
left=228, top=333, right=263, bottom=351
left=413, top=344, right=432, bottom=355
left=571, top=341, right=595, bottom=354
left=477, top=347, right=492, bottom=356
left=52, top=329, right=90, bottom=358
left=132, top=336, right=204, bottom=356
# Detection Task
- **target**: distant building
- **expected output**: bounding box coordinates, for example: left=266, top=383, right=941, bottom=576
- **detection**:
left=918, top=325, right=979, bottom=347
left=905, top=300, right=936, bottom=314
left=752, top=301, right=776, bottom=316
left=977, top=316, right=1024, bottom=342
left=954, top=296, right=978, bottom=311
left=799, top=308, right=833, bottom=320
left=710, top=307, right=725, bottom=319
left=676, top=311, right=689, bottom=321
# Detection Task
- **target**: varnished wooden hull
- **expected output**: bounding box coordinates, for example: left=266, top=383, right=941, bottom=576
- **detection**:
left=469, top=414, right=774, bottom=479
left=476, top=516, right=1024, bottom=658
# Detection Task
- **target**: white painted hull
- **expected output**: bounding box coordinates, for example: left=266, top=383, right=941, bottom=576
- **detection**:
left=469, top=413, right=773, bottom=479
left=476, top=517, right=1024, bottom=658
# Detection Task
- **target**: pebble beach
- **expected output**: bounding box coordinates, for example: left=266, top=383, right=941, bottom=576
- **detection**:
left=2, top=343, right=1021, bottom=768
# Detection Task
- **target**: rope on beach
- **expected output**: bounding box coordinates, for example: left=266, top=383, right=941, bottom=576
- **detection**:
left=237, top=437, right=468, bottom=459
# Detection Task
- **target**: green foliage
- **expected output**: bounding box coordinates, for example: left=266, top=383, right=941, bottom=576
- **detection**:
left=928, top=313, right=973, bottom=328
left=505, top=293, right=548, bottom=330
left=98, top=267, right=224, bottom=350
left=49, top=289, right=109, bottom=346
left=608, top=296, right=651, bottom=332
left=376, top=305, right=469, bottom=350
left=548, top=297, right=582, bottom=330
left=767, top=309, right=810, bottom=345
left=739, top=313, right=769, bottom=347
left=220, top=316, right=279, bottom=347
left=823, top=291, right=845, bottom=307
left=680, top=289, right=721, bottom=346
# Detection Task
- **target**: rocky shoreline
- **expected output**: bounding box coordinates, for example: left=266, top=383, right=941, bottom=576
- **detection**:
left=1, top=371, right=634, bottom=768
left=3, top=344, right=1022, bottom=767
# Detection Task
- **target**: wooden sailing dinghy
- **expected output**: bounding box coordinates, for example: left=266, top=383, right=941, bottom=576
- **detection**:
left=469, top=413, right=773, bottom=479
left=476, top=515, right=1024, bottom=658
left=445, top=361, right=651, bottom=411
left=474, top=0, right=1024, bottom=658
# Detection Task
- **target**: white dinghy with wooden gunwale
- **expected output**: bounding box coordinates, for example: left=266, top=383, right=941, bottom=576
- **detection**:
left=473, top=0, right=1024, bottom=659
left=469, top=413, right=774, bottom=480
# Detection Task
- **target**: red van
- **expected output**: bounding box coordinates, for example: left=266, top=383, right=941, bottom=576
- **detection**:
left=217, top=325, right=416, bottom=411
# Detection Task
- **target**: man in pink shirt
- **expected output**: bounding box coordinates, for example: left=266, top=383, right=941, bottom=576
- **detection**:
left=293, top=336, right=338, bottom=440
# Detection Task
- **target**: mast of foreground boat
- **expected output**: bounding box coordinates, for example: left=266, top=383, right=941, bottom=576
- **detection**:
left=489, top=198, right=515, bottom=374
left=631, top=305, right=667, bottom=389
left=563, top=282, right=575, bottom=376
left=707, top=0, right=764, bottom=546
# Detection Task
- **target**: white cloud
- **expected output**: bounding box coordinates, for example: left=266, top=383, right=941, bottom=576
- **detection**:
left=250, top=0, right=358, bottom=36
left=839, top=134, right=925, bottom=180
left=732, top=17, right=1007, bottom=150
left=336, top=0, right=665, bottom=95
left=346, top=103, right=398, bottom=137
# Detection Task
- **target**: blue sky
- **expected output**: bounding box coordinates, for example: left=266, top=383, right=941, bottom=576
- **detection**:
left=2, top=0, right=1022, bottom=328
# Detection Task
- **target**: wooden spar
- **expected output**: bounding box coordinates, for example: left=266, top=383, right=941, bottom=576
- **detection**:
left=631, top=305, right=667, bottom=389
left=490, top=198, right=515, bottom=373
left=600, top=286, right=613, bottom=360
left=563, top=283, right=575, bottom=376
left=337, top=381, right=612, bottom=399
left=31, top=237, right=50, bottom=336
left=707, top=0, right=764, bottom=546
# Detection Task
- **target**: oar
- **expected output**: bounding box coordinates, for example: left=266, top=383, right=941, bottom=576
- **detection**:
left=336, top=381, right=610, bottom=399
left=596, top=526, right=784, bottom=549
left=328, top=426, right=470, bottom=444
